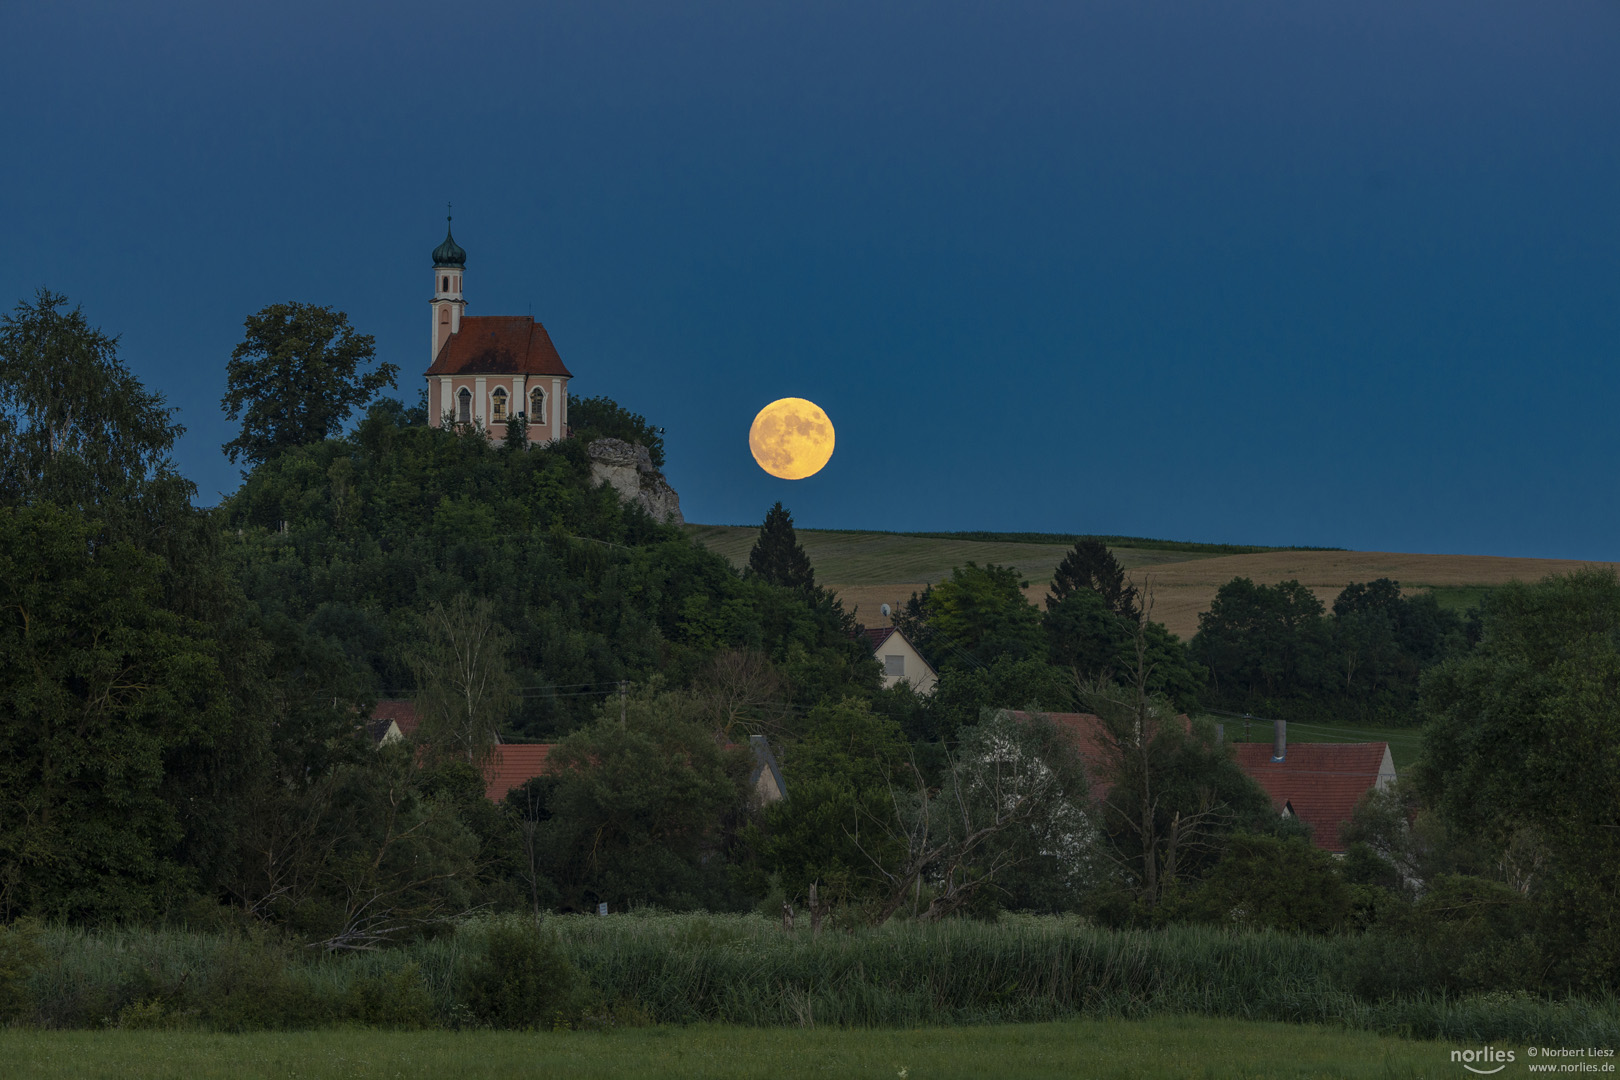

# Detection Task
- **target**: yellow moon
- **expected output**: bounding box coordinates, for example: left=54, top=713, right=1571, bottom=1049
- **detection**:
left=749, top=397, right=835, bottom=480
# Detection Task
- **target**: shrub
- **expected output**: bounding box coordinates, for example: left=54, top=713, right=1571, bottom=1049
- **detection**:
left=459, top=919, right=582, bottom=1029
left=342, top=963, right=435, bottom=1028
left=0, top=920, right=43, bottom=1024
left=1160, top=834, right=1351, bottom=933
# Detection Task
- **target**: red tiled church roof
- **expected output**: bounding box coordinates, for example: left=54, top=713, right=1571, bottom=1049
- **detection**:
left=1231, top=742, right=1390, bottom=853
left=483, top=744, right=556, bottom=803
left=425, top=316, right=572, bottom=378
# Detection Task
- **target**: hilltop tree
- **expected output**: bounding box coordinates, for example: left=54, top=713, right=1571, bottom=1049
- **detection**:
left=222, top=302, right=396, bottom=466
left=748, top=502, right=815, bottom=590
left=569, top=394, right=664, bottom=467
left=1047, top=538, right=1139, bottom=620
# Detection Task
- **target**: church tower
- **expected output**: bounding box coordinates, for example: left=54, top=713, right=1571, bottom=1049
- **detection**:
left=430, top=213, right=467, bottom=364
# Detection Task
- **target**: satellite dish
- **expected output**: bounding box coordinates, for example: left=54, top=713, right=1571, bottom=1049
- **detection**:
left=880, top=603, right=892, bottom=617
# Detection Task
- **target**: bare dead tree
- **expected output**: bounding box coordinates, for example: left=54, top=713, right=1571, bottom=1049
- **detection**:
left=1077, top=582, right=1228, bottom=906
left=693, top=648, right=791, bottom=740
left=406, top=595, right=517, bottom=766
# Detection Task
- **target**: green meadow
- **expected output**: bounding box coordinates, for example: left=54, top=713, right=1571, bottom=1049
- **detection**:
left=0, top=1017, right=1469, bottom=1080
left=1217, top=716, right=1425, bottom=771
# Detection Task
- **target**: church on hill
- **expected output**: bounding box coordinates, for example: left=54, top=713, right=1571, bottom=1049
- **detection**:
left=423, top=218, right=573, bottom=443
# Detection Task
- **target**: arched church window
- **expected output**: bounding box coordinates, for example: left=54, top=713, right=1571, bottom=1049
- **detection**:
left=491, top=388, right=507, bottom=421
left=440, top=307, right=449, bottom=324
left=457, top=388, right=471, bottom=424
left=531, top=387, right=546, bottom=423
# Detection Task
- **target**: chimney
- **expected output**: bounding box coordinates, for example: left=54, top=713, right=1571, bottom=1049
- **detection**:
left=1272, top=718, right=1286, bottom=762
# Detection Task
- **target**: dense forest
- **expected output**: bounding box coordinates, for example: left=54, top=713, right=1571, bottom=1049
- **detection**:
left=1, top=291, right=1615, bottom=1011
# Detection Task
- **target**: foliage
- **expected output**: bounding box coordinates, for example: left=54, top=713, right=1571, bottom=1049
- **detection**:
left=926, top=656, right=1074, bottom=745
left=459, top=918, right=582, bottom=1029
left=924, top=562, right=1044, bottom=669
left=747, top=501, right=815, bottom=591
left=221, top=302, right=396, bottom=466
left=568, top=394, right=664, bottom=467
left=0, top=288, right=197, bottom=551
left=1191, top=576, right=1463, bottom=724
left=1047, top=537, right=1139, bottom=619
left=500, top=409, right=528, bottom=451
left=1418, top=569, right=1620, bottom=991
left=1045, top=590, right=1203, bottom=711
left=1348, top=875, right=1547, bottom=1000
left=757, top=698, right=912, bottom=910
left=405, top=595, right=517, bottom=766
left=1161, top=833, right=1351, bottom=933
left=0, top=919, right=43, bottom=1023
left=220, top=403, right=868, bottom=738
left=1077, top=646, right=1277, bottom=915
left=0, top=506, right=232, bottom=922
left=228, top=743, right=483, bottom=951
left=528, top=688, right=751, bottom=912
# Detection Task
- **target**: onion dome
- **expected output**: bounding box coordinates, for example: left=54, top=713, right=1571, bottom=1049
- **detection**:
left=432, top=219, right=467, bottom=267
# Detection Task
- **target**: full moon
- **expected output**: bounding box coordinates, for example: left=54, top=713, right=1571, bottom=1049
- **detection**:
left=749, top=398, right=836, bottom=480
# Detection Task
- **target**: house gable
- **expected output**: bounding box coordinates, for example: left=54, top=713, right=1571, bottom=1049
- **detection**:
left=1231, top=741, right=1394, bottom=854
left=862, top=626, right=938, bottom=695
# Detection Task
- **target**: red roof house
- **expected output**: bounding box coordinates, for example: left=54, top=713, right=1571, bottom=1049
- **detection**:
left=366, top=698, right=557, bottom=803
left=1004, top=710, right=1392, bottom=852
left=1231, top=740, right=1396, bottom=853
left=483, top=744, right=557, bottom=803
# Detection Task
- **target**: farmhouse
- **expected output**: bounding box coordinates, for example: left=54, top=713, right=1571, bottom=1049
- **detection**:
left=863, top=627, right=938, bottom=695
left=1230, top=720, right=1396, bottom=855
left=1003, top=710, right=1393, bottom=853
left=422, top=217, right=572, bottom=443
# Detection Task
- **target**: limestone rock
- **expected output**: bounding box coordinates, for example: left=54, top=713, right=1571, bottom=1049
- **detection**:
left=587, top=438, right=684, bottom=524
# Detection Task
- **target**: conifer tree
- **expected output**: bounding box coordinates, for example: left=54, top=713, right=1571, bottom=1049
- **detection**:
left=1047, top=538, right=1139, bottom=619
left=748, top=502, right=815, bottom=590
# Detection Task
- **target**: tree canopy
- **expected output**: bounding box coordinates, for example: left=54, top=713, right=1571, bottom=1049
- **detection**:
left=222, top=302, right=396, bottom=466
left=747, top=502, right=815, bottom=591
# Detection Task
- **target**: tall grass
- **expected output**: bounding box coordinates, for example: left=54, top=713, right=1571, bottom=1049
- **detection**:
left=12, top=914, right=1618, bottom=1044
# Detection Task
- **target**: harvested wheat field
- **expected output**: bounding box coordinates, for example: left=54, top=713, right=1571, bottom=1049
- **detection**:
left=1126, top=550, right=1620, bottom=639
left=686, top=525, right=1618, bottom=640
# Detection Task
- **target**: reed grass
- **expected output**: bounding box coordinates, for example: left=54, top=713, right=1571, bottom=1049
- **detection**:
left=12, top=913, right=1618, bottom=1046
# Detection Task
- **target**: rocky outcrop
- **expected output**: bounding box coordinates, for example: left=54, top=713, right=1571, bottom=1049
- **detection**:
left=586, top=438, right=684, bottom=524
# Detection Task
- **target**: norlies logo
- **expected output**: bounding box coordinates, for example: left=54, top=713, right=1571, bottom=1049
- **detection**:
left=1453, top=1046, right=1516, bottom=1074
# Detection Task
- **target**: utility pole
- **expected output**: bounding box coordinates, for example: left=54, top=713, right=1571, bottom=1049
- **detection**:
left=619, top=680, right=628, bottom=725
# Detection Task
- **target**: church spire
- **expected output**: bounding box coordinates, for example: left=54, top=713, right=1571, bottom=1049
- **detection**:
left=432, top=205, right=467, bottom=267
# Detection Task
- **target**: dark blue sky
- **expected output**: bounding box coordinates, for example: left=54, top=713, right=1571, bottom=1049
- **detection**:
left=5, top=1, right=1618, bottom=557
